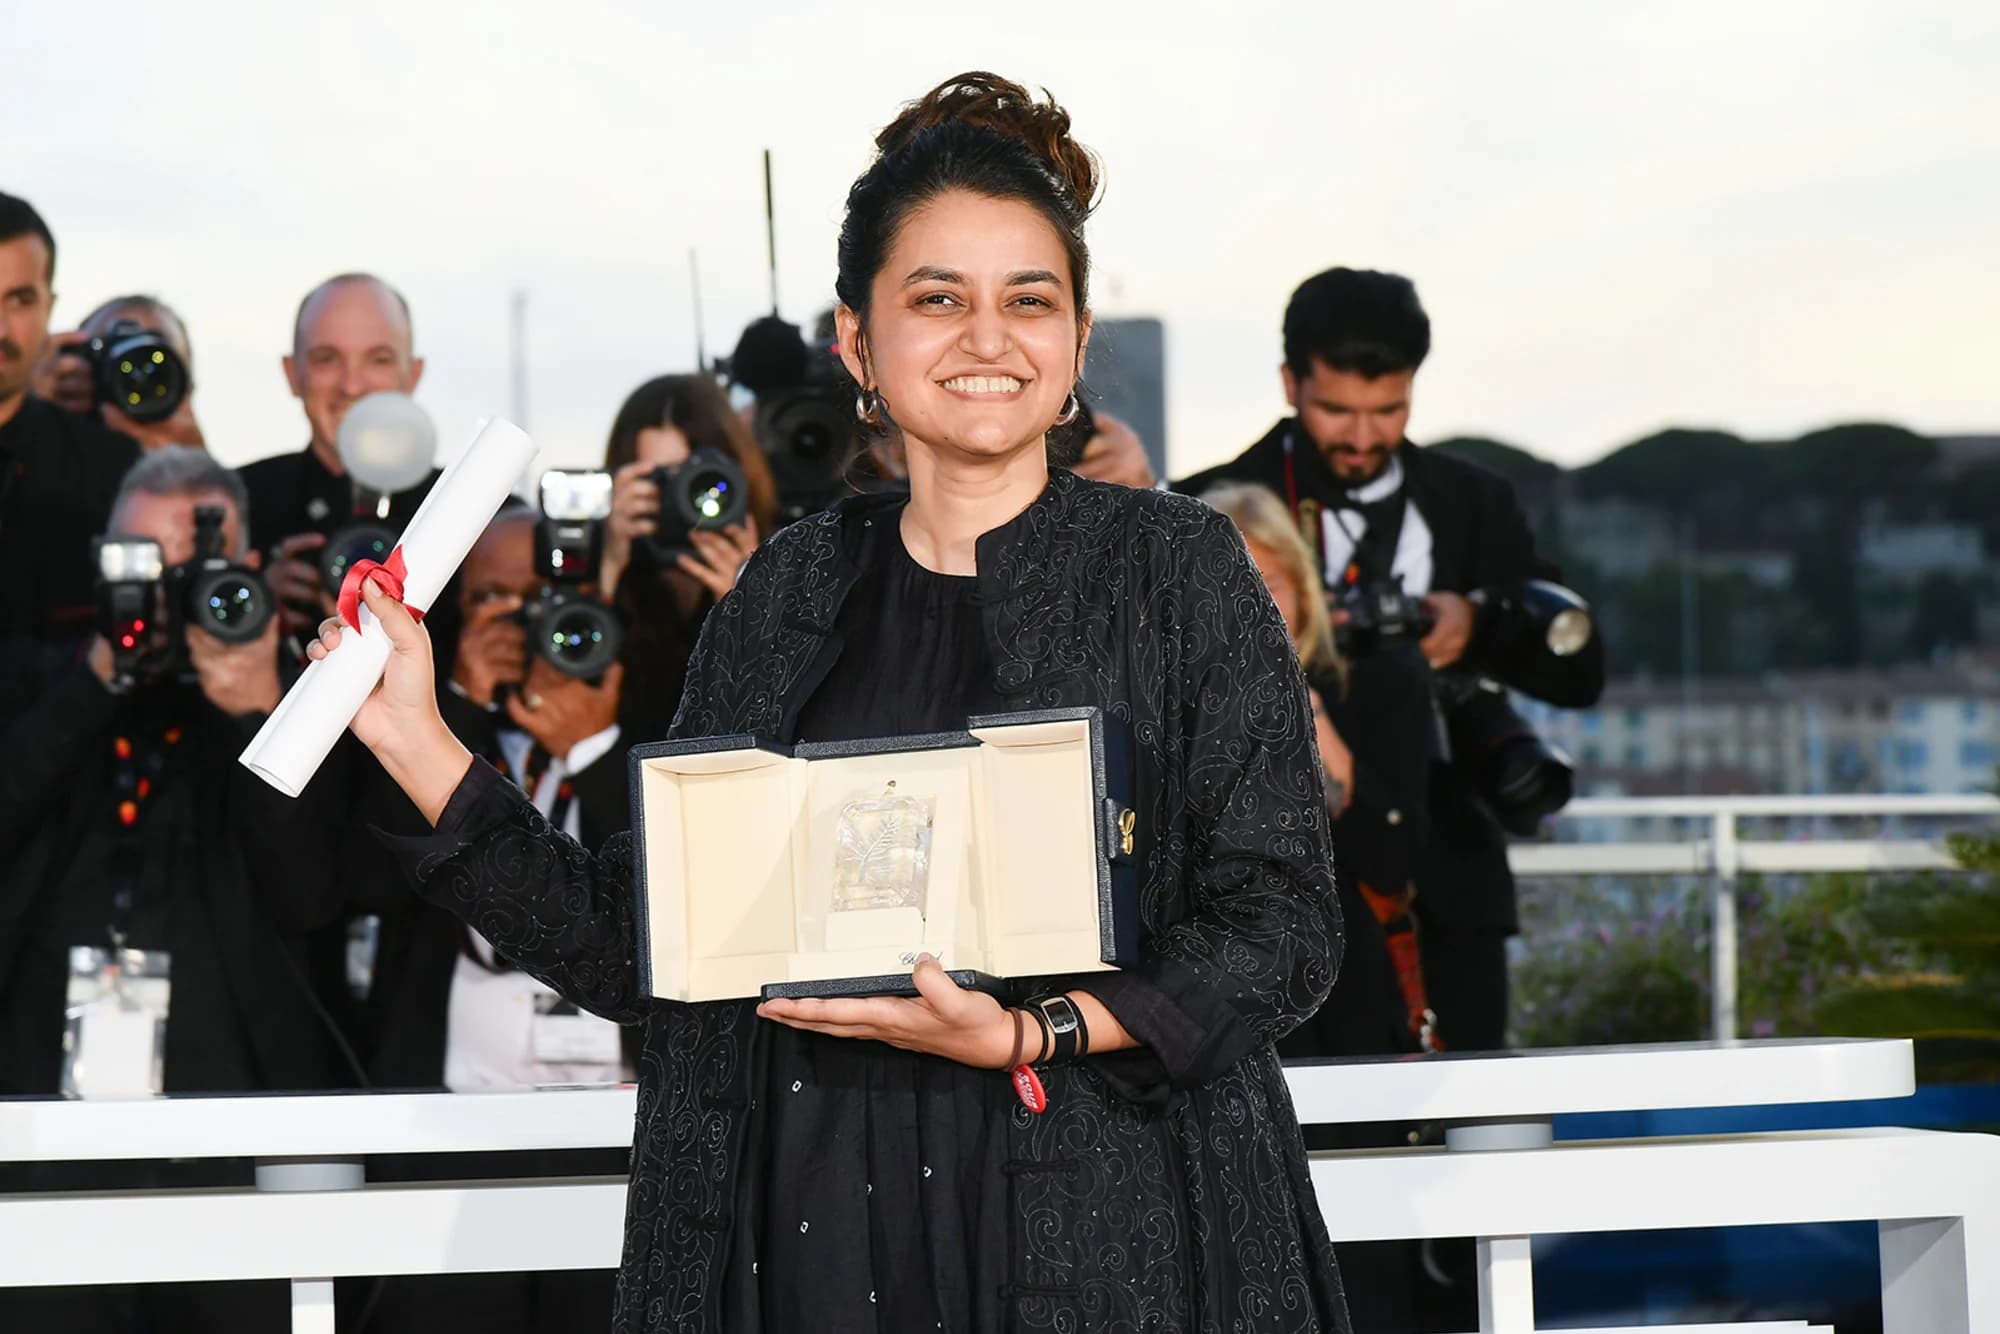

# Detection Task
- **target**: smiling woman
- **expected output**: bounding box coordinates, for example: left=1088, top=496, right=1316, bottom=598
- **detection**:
left=311, top=70, right=1348, bottom=1334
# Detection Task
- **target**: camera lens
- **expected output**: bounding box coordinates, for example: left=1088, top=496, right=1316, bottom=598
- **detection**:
left=671, top=451, right=749, bottom=530
left=320, top=523, right=397, bottom=594
left=98, top=329, right=191, bottom=424
left=188, top=568, right=275, bottom=644
left=536, top=597, right=622, bottom=679
left=687, top=470, right=732, bottom=523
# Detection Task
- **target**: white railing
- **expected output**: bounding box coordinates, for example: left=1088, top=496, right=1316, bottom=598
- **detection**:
left=1509, top=793, right=2000, bottom=1043
left=11, top=1039, right=1995, bottom=1334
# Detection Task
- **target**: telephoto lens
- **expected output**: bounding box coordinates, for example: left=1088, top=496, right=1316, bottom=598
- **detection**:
left=1436, top=674, right=1575, bottom=836
left=79, top=319, right=191, bottom=423
left=642, top=449, right=750, bottom=563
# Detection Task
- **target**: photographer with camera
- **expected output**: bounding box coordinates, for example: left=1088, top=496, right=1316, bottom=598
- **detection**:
left=1178, top=267, right=1604, bottom=1056
left=0, top=192, right=142, bottom=645
left=32, top=294, right=206, bottom=451
left=238, top=273, right=442, bottom=643
left=0, top=446, right=355, bottom=1329
left=598, top=372, right=777, bottom=742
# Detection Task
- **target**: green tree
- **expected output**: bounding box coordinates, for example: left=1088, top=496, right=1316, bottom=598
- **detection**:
left=1574, top=428, right=1765, bottom=510
left=1431, top=436, right=1562, bottom=488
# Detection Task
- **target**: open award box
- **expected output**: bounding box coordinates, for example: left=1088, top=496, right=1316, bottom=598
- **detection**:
left=627, top=707, right=1139, bottom=1001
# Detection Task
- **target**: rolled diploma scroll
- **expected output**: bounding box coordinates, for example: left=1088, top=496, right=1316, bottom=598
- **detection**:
left=239, top=416, right=539, bottom=797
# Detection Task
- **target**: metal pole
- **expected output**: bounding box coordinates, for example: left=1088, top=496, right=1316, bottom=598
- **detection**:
left=1680, top=514, right=1700, bottom=794
left=508, top=290, right=528, bottom=431
left=1710, top=810, right=1740, bottom=1043
left=762, top=148, right=779, bottom=316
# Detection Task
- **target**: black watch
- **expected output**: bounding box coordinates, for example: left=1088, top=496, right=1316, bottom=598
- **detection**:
left=1031, top=995, right=1089, bottom=1065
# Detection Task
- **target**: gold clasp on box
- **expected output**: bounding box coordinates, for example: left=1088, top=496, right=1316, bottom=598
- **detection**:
left=1119, top=808, right=1136, bottom=857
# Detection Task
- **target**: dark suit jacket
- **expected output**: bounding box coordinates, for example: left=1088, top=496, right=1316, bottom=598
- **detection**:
left=361, top=688, right=634, bottom=1087
left=0, top=397, right=140, bottom=643
left=1179, top=420, right=1606, bottom=932
left=0, top=648, right=353, bottom=1094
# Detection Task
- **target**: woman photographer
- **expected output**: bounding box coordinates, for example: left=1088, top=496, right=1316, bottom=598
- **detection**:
left=596, top=373, right=778, bottom=741
left=315, top=73, right=1349, bottom=1332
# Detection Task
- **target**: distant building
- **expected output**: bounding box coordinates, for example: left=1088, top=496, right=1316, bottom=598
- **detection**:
left=1558, top=497, right=1677, bottom=579
left=1518, top=661, right=2000, bottom=796
left=1081, top=317, right=1167, bottom=481
left=1694, top=549, right=1794, bottom=589
left=1857, top=519, right=1986, bottom=580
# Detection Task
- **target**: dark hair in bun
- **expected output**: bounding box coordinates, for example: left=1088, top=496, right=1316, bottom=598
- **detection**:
left=836, top=72, right=1100, bottom=328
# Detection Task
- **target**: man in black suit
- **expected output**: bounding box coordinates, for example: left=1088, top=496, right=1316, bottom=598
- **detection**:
left=0, top=191, right=142, bottom=645
left=1178, top=267, right=1604, bottom=1054
left=237, top=272, right=447, bottom=646
left=1181, top=266, right=1603, bottom=1333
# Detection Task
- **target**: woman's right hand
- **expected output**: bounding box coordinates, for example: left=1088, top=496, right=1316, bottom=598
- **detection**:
left=307, top=577, right=447, bottom=758
left=308, top=577, right=471, bottom=824
left=598, top=460, right=663, bottom=597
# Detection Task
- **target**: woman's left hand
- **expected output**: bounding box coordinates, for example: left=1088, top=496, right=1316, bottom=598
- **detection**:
left=756, top=955, right=1016, bottom=1070
left=676, top=520, right=761, bottom=601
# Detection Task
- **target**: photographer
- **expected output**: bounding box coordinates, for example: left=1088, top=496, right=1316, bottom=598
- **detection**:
left=32, top=293, right=206, bottom=450
left=0, top=191, right=141, bottom=644
left=1178, top=266, right=1605, bottom=1054
left=238, top=273, right=442, bottom=643
left=0, top=447, right=352, bottom=1330
left=598, top=372, right=777, bottom=742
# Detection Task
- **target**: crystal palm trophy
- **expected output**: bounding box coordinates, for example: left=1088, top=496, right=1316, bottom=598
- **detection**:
left=832, top=781, right=934, bottom=913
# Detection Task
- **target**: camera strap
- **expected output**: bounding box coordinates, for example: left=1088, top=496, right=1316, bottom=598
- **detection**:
left=1357, top=879, right=1442, bottom=1053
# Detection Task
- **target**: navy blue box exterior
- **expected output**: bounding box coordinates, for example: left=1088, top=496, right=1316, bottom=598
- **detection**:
left=625, top=706, right=1138, bottom=1001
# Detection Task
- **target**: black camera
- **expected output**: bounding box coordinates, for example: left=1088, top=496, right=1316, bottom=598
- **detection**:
left=70, top=319, right=191, bottom=424
left=522, top=471, right=623, bottom=680
left=1433, top=673, right=1576, bottom=836
left=1332, top=573, right=1437, bottom=659
left=639, top=449, right=750, bottom=565
left=1336, top=572, right=1593, bottom=834
left=94, top=505, right=274, bottom=688
left=722, top=315, right=856, bottom=521
left=318, top=491, right=399, bottom=596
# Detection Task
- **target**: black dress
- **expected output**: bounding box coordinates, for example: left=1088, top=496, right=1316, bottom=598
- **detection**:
left=741, top=512, right=1008, bottom=1331
left=384, top=470, right=1350, bottom=1333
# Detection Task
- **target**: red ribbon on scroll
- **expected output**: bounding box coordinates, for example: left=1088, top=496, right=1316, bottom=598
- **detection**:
left=336, top=546, right=428, bottom=632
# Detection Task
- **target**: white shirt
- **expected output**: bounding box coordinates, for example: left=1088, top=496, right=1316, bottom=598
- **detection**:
left=442, top=720, right=628, bottom=1092
left=1314, top=453, right=1437, bottom=596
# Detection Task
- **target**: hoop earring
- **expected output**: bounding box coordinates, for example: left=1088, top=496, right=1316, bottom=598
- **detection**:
left=1054, top=391, right=1081, bottom=427
left=855, top=386, right=882, bottom=425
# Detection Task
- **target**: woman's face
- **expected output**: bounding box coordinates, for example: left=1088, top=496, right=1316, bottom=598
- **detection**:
left=1245, top=538, right=1305, bottom=643
left=633, top=423, right=692, bottom=468
left=839, top=189, right=1088, bottom=463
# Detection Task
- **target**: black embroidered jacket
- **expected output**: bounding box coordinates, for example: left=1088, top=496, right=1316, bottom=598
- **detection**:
left=390, top=469, right=1349, bottom=1331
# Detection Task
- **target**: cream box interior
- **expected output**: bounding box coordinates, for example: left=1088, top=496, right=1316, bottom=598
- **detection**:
left=631, top=711, right=1132, bottom=1002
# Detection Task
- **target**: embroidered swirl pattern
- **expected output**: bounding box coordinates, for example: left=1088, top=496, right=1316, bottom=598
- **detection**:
left=403, top=471, right=1349, bottom=1331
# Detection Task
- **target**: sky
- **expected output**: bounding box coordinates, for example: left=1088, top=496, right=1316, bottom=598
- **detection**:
left=9, top=1, right=1997, bottom=479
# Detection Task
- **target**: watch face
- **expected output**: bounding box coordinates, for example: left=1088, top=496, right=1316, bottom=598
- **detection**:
left=1042, top=999, right=1079, bottom=1034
